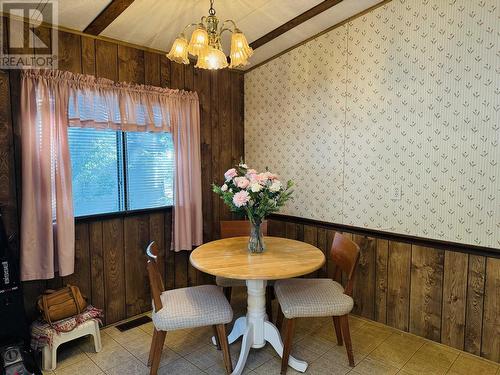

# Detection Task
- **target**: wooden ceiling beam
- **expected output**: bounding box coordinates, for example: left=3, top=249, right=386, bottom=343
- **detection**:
left=249, top=0, right=344, bottom=50
left=84, top=0, right=135, bottom=35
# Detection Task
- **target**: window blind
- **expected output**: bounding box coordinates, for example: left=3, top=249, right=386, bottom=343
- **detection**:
left=125, top=132, right=174, bottom=210
left=68, top=127, right=174, bottom=217
left=68, top=128, right=123, bottom=217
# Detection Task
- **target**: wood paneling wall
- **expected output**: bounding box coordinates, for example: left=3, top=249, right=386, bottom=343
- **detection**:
left=0, top=24, right=244, bottom=325
left=268, top=218, right=500, bottom=363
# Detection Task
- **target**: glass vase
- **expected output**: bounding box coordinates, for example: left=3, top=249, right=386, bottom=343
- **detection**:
left=248, top=220, right=266, bottom=254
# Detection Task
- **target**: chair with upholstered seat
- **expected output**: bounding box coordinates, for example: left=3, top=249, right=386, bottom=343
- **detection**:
left=146, top=242, right=233, bottom=375
left=215, top=220, right=274, bottom=317
left=274, top=233, right=360, bottom=374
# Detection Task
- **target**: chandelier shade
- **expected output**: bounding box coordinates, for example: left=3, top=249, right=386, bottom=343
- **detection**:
left=188, top=26, right=209, bottom=56
left=195, top=46, right=228, bottom=70
left=229, top=31, right=253, bottom=68
left=166, top=36, right=189, bottom=65
left=167, top=0, right=252, bottom=70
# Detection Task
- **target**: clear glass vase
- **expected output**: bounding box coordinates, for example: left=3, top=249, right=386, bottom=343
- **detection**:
left=248, top=219, right=266, bottom=254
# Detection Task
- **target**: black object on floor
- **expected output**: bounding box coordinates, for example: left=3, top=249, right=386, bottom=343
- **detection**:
left=115, top=315, right=152, bottom=332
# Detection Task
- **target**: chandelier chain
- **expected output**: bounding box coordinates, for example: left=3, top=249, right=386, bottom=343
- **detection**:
left=209, top=0, right=216, bottom=16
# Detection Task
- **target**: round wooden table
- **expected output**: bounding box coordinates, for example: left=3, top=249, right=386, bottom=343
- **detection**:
left=190, top=236, right=325, bottom=375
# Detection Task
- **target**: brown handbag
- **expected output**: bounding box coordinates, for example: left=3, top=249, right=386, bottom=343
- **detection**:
left=37, top=285, right=87, bottom=325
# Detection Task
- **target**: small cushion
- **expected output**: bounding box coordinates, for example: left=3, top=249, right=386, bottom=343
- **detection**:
left=152, top=285, right=233, bottom=331
left=274, top=278, right=353, bottom=319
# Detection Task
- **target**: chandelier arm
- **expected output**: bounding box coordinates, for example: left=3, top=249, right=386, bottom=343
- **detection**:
left=181, top=22, right=204, bottom=35
left=219, top=27, right=234, bottom=36
left=220, top=19, right=238, bottom=33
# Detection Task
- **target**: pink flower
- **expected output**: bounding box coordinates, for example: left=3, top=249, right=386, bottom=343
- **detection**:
left=224, top=168, right=237, bottom=181
left=247, top=169, right=257, bottom=175
left=234, top=176, right=250, bottom=189
left=233, top=191, right=250, bottom=207
left=264, top=171, right=278, bottom=180
left=254, top=173, right=268, bottom=184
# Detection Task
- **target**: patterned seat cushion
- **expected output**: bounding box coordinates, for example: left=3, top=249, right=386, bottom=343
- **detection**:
left=152, top=285, right=233, bottom=331
left=274, top=278, right=353, bottom=319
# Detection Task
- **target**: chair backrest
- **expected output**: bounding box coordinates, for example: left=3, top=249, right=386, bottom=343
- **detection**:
left=146, top=241, right=165, bottom=312
left=220, top=220, right=268, bottom=238
left=330, top=233, right=360, bottom=296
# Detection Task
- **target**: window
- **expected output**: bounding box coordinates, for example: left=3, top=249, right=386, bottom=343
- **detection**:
left=68, top=128, right=174, bottom=217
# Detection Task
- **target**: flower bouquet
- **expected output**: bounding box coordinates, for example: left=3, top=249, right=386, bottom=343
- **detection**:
left=213, top=162, right=293, bottom=253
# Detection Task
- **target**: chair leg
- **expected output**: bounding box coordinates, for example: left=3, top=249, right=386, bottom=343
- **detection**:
left=266, top=285, right=273, bottom=319
left=216, top=324, right=233, bottom=375
left=148, top=328, right=159, bottom=365
left=276, top=304, right=284, bottom=332
left=150, top=330, right=166, bottom=375
left=280, top=318, right=296, bottom=375
left=213, top=325, right=221, bottom=350
left=339, top=315, right=354, bottom=367
left=223, top=287, right=232, bottom=302
left=332, top=316, right=343, bottom=346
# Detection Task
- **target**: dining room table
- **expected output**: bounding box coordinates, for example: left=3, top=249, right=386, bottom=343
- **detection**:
left=190, top=236, right=325, bottom=375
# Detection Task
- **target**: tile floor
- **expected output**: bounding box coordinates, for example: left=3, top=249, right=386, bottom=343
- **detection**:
left=41, top=289, right=499, bottom=375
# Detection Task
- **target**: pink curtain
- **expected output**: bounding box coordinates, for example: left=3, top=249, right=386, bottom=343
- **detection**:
left=20, top=70, right=203, bottom=280
left=20, top=70, right=75, bottom=280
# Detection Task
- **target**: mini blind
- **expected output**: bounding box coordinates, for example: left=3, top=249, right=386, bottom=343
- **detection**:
left=125, top=132, right=175, bottom=210
left=68, top=128, right=174, bottom=217
left=68, top=128, right=123, bottom=217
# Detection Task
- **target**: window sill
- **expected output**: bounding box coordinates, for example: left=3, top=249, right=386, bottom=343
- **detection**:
left=75, top=206, right=173, bottom=222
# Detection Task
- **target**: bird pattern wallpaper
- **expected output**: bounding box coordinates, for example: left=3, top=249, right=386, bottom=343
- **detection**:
left=245, top=0, right=499, bottom=249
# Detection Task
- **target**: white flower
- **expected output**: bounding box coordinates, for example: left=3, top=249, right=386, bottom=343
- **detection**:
left=269, top=180, right=282, bottom=192
left=221, top=184, right=228, bottom=192
left=239, top=163, right=248, bottom=169
left=250, top=182, right=263, bottom=192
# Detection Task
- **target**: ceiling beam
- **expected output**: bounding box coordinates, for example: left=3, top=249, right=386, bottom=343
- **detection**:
left=84, top=0, right=135, bottom=35
left=249, top=0, right=344, bottom=50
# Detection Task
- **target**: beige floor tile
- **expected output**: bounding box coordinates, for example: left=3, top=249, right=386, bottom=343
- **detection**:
left=157, top=357, right=205, bottom=375
left=132, top=345, right=180, bottom=368
left=55, top=342, right=89, bottom=369
left=252, top=357, right=302, bottom=375
left=105, top=357, right=149, bottom=375
left=304, top=353, right=352, bottom=375
left=353, top=356, right=400, bottom=375
left=367, top=332, right=425, bottom=368
left=402, top=341, right=459, bottom=375
left=290, top=344, right=324, bottom=363
left=184, top=344, right=224, bottom=370
left=295, top=334, right=335, bottom=356
left=317, top=344, right=366, bottom=368
left=79, top=331, right=116, bottom=353
left=103, top=326, right=146, bottom=346
left=244, top=345, right=276, bottom=370
left=54, top=357, right=104, bottom=375
left=86, top=340, right=134, bottom=370
left=446, top=353, right=499, bottom=375
left=165, top=332, right=209, bottom=356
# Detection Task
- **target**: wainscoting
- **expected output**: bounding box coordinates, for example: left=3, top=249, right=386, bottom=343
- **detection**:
left=0, top=22, right=243, bottom=325
left=267, top=216, right=499, bottom=363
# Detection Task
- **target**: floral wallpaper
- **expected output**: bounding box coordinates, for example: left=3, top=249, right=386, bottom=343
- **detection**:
left=245, top=0, right=499, bottom=249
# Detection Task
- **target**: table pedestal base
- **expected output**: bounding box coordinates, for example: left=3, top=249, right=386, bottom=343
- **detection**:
left=213, top=280, right=308, bottom=375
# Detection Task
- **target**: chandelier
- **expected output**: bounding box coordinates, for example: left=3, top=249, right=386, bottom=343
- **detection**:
left=166, top=0, right=253, bottom=70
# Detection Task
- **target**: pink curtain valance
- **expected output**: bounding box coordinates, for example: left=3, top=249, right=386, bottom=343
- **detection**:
left=21, top=69, right=198, bottom=133
left=20, top=69, right=203, bottom=281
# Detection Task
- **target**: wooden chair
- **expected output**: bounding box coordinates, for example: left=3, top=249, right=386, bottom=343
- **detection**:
left=274, top=233, right=360, bottom=374
left=215, top=220, right=274, bottom=317
left=146, top=242, right=233, bottom=375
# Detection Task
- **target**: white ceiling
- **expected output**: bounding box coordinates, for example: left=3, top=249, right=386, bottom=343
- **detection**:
left=45, top=0, right=384, bottom=70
